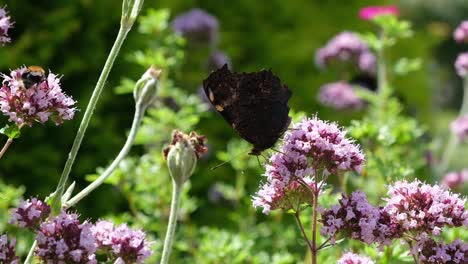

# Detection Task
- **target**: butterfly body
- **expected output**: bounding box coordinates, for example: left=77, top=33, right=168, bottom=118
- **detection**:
left=203, top=65, right=292, bottom=155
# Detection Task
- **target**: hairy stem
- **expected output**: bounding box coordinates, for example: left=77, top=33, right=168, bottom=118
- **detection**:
left=64, top=106, right=144, bottom=208
left=51, top=25, right=132, bottom=213
left=160, top=181, right=183, bottom=264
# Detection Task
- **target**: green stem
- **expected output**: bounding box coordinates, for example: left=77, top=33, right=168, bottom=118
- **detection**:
left=376, top=31, right=389, bottom=115
left=439, top=76, right=468, bottom=173
left=51, top=25, right=132, bottom=213
left=24, top=240, right=37, bottom=264
left=160, top=181, right=183, bottom=264
left=63, top=106, right=144, bottom=208
left=293, top=212, right=314, bottom=253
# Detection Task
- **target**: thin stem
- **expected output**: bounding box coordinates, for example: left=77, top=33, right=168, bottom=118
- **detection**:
left=311, top=183, right=319, bottom=264
left=0, top=138, right=13, bottom=159
left=439, top=76, right=468, bottom=173
left=317, top=237, right=332, bottom=251
left=406, top=239, right=419, bottom=264
left=160, top=181, right=183, bottom=264
left=24, top=240, right=37, bottom=264
left=51, top=25, right=132, bottom=213
left=64, top=107, right=144, bottom=208
left=376, top=30, right=389, bottom=115
left=293, top=212, right=314, bottom=252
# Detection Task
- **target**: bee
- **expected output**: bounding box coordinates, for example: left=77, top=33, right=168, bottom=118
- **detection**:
left=21, top=66, right=46, bottom=88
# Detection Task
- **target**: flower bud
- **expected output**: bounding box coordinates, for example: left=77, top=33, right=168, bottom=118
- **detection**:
left=164, top=130, right=208, bottom=185
left=134, top=66, right=161, bottom=111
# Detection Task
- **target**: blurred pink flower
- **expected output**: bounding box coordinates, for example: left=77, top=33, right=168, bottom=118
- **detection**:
left=359, top=6, right=400, bottom=20
left=0, top=6, right=13, bottom=44
left=450, top=115, right=468, bottom=141
left=338, top=252, right=375, bottom=264
left=455, top=53, right=468, bottom=77
left=318, top=81, right=364, bottom=110
left=454, top=21, right=468, bottom=44
left=443, top=169, right=468, bottom=189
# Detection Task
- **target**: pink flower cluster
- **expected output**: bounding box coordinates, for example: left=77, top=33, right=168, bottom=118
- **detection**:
left=315, top=31, right=376, bottom=74
left=9, top=198, right=51, bottom=230
left=443, top=169, right=468, bottom=189
left=253, top=116, right=365, bottom=214
left=0, top=67, right=76, bottom=127
left=454, top=21, right=468, bottom=44
left=454, top=53, right=468, bottom=77
left=0, top=7, right=13, bottom=44
left=92, top=220, right=152, bottom=264
left=36, top=211, right=97, bottom=264
left=450, top=115, right=468, bottom=142
left=359, top=6, right=400, bottom=21
left=337, top=252, right=375, bottom=264
left=320, top=191, right=399, bottom=246
left=412, top=234, right=468, bottom=263
left=383, top=180, right=468, bottom=236
left=318, top=81, right=364, bottom=110
left=0, top=234, right=19, bottom=264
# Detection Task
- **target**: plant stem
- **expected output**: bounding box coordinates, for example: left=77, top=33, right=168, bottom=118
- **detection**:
left=0, top=138, right=13, bottom=159
left=376, top=30, right=389, bottom=115
left=293, top=212, right=314, bottom=253
left=24, top=240, right=37, bottom=264
left=51, top=25, right=132, bottom=213
left=311, top=178, right=319, bottom=264
left=160, top=181, right=183, bottom=264
left=64, top=106, right=144, bottom=208
left=439, top=76, right=468, bottom=173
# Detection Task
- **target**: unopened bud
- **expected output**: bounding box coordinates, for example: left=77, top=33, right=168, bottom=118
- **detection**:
left=164, top=130, right=208, bottom=184
left=134, top=66, right=161, bottom=110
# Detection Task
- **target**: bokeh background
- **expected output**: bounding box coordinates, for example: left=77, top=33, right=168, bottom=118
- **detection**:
left=0, top=0, right=467, bottom=262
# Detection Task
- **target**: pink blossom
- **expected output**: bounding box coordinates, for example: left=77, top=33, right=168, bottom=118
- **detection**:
left=359, top=6, right=400, bottom=20
left=443, top=169, right=468, bottom=189
left=455, top=53, right=468, bottom=77
left=0, top=67, right=77, bottom=126
left=0, top=6, right=13, bottom=44
left=0, top=234, right=19, bottom=264
left=9, top=197, right=51, bottom=230
left=338, top=252, right=375, bottom=264
left=450, top=115, right=468, bottom=141
left=412, top=234, right=468, bottom=263
left=318, top=81, right=364, bottom=110
left=454, top=21, right=468, bottom=44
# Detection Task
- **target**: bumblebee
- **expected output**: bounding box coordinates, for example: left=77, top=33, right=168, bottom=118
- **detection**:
left=21, top=66, right=46, bottom=88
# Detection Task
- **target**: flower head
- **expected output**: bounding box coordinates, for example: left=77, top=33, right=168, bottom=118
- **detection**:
left=320, top=191, right=399, bottom=246
left=0, top=67, right=77, bottom=127
left=454, top=21, right=468, bottom=44
left=443, top=169, right=468, bottom=189
left=450, top=115, right=468, bottom=141
left=318, top=81, right=364, bottom=110
left=455, top=53, right=468, bottom=77
left=171, top=8, right=219, bottom=45
left=359, top=5, right=400, bottom=20
left=383, top=180, right=468, bottom=236
left=315, top=32, right=376, bottom=74
left=36, top=211, right=97, bottom=264
left=337, top=252, right=375, bottom=264
left=0, top=7, right=13, bottom=44
left=253, top=116, right=365, bottom=214
left=412, top=234, right=468, bottom=263
left=10, top=197, right=51, bottom=230
left=92, top=221, right=151, bottom=263
left=207, top=51, right=231, bottom=71
left=0, top=234, right=19, bottom=264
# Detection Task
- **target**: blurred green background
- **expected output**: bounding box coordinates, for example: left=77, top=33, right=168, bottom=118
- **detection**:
left=0, top=0, right=467, bottom=262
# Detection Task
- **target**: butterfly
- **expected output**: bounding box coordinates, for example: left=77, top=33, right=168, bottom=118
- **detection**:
left=203, top=65, right=292, bottom=155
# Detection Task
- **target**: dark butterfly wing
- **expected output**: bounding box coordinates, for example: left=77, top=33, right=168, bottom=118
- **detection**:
left=203, top=65, right=292, bottom=155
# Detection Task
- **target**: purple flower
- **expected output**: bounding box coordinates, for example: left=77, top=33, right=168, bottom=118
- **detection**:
left=0, top=7, right=13, bottom=44
left=412, top=234, right=468, bottom=263
left=253, top=116, right=365, bottom=214
left=454, top=21, right=468, bottom=44
left=337, top=252, right=375, bottom=264
left=450, top=115, right=468, bottom=142
left=443, top=169, right=468, bottom=189
left=36, top=211, right=97, bottom=264
left=455, top=53, right=468, bottom=77
left=383, top=180, right=468, bottom=236
left=10, top=197, right=51, bottom=230
left=318, top=81, right=364, bottom=110
left=320, top=192, right=399, bottom=246
left=0, top=67, right=77, bottom=127
left=207, top=51, right=231, bottom=70
left=171, top=8, right=219, bottom=45
left=0, top=234, right=19, bottom=264
left=92, top=220, right=151, bottom=263
left=315, top=32, right=376, bottom=74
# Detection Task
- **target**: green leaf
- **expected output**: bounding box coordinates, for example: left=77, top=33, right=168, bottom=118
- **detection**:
left=0, top=124, right=21, bottom=139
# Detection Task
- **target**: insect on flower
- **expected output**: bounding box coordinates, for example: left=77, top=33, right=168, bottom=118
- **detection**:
left=21, top=65, right=46, bottom=89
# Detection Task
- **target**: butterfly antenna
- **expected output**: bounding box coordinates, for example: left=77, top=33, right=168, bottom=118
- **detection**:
left=210, top=150, right=248, bottom=170
left=256, top=155, right=262, bottom=168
